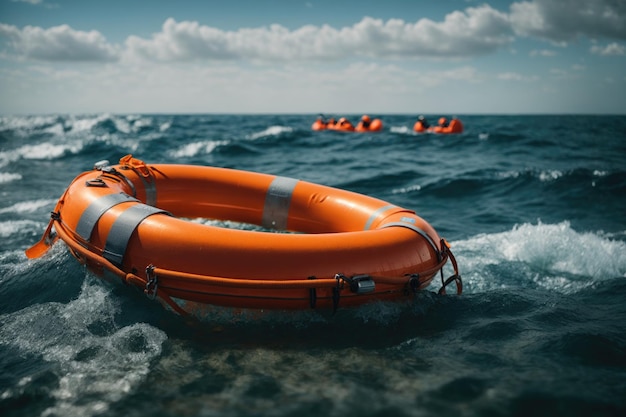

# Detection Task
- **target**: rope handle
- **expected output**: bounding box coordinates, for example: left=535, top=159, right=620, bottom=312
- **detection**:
left=119, top=154, right=151, bottom=178
left=438, top=239, right=463, bottom=295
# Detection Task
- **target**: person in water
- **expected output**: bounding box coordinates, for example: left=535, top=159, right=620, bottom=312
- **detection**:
left=438, top=117, right=449, bottom=128
left=418, top=115, right=429, bottom=128
left=337, top=117, right=353, bottom=129
left=360, top=115, right=371, bottom=129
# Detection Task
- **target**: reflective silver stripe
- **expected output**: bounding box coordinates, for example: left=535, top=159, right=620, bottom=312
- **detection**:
left=75, top=193, right=138, bottom=241
left=138, top=176, right=157, bottom=206
left=102, top=204, right=169, bottom=267
left=262, top=176, right=298, bottom=230
left=379, top=219, right=440, bottom=256
left=363, top=204, right=397, bottom=230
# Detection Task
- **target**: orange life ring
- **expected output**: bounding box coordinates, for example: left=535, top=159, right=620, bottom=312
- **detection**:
left=413, top=121, right=427, bottom=133
left=327, top=118, right=355, bottom=132
left=311, top=120, right=326, bottom=131
left=27, top=155, right=458, bottom=313
left=414, top=118, right=463, bottom=134
left=355, top=118, right=383, bottom=132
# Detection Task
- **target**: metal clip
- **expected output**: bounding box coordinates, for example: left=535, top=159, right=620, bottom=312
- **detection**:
left=145, top=264, right=158, bottom=300
left=94, top=160, right=110, bottom=170
left=335, top=273, right=375, bottom=294
left=348, top=274, right=376, bottom=294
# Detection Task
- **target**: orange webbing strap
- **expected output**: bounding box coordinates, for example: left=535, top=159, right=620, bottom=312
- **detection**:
left=118, top=154, right=157, bottom=206
left=119, top=154, right=151, bottom=178
left=438, top=239, right=462, bottom=295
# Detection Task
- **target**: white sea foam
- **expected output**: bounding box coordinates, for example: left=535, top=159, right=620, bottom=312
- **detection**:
left=248, top=125, right=292, bottom=140
left=0, top=198, right=57, bottom=214
left=390, top=126, right=415, bottom=135
left=392, top=184, right=422, bottom=194
left=159, top=121, right=171, bottom=132
left=452, top=221, right=626, bottom=294
left=0, top=278, right=167, bottom=417
left=0, top=141, right=84, bottom=168
left=66, top=113, right=110, bottom=133
left=0, top=219, right=41, bottom=238
left=538, top=170, right=563, bottom=182
left=168, top=140, right=227, bottom=158
left=0, top=115, right=61, bottom=133
left=0, top=172, right=22, bottom=183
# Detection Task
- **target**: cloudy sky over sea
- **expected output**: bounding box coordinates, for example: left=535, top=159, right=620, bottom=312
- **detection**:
left=1, top=0, right=624, bottom=114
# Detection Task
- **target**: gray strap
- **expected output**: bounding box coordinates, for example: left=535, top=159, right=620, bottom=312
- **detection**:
left=379, top=218, right=440, bottom=256
left=103, top=204, right=169, bottom=267
left=75, top=193, right=138, bottom=241
left=138, top=176, right=157, bottom=206
left=117, top=166, right=156, bottom=206
left=262, top=176, right=298, bottom=230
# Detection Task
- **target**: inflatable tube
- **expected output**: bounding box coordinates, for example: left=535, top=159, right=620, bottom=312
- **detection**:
left=355, top=119, right=383, bottom=132
left=27, top=155, right=460, bottom=313
left=327, top=118, right=355, bottom=132
left=413, top=118, right=463, bottom=134
left=312, top=117, right=383, bottom=133
left=311, top=120, right=326, bottom=131
left=413, top=121, right=428, bottom=133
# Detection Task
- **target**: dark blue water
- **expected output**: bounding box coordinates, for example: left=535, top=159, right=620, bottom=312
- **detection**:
left=1, top=114, right=625, bottom=417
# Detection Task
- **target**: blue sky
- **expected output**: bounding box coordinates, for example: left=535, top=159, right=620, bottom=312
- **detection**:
left=1, top=0, right=625, bottom=114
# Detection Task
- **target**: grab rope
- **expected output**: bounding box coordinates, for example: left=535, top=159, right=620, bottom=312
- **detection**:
left=118, top=155, right=157, bottom=206
left=437, top=239, right=462, bottom=295
left=119, top=154, right=151, bottom=178
left=51, top=214, right=461, bottom=315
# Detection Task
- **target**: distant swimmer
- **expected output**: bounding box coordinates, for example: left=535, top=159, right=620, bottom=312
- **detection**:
left=337, top=117, right=354, bottom=129
left=360, top=115, right=371, bottom=129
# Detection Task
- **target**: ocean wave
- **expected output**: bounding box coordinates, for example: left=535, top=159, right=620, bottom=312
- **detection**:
left=168, top=140, right=229, bottom=158
left=0, top=141, right=84, bottom=168
left=0, top=114, right=163, bottom=141
left=454, top=221, right=626, bottom=294
left=389, top=126, right=416, bottom=135
left=0, top=172, right=22, bottom=183
left=247, top=126, right=293, bottom=140
left=0, top=219, right=42, bottom=238
left=0, top=115, right=65, bottom=135
left=0, top=199, right=57, bottom=215
left=0, top=279, right=167, bottom=417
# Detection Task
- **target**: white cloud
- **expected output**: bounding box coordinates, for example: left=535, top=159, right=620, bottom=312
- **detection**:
left=0, top=23, right=118, bottom=61
left=498, top=72, right=539, bottom=81
left=590, top=42, right=625, bottom=55
left=123, top=6, right=512, bottom=63
left=530, top=49, right=556, bottom=56
left=510, top=0, right=626, bottom=43
left=2, top=1, right=626, bottom=65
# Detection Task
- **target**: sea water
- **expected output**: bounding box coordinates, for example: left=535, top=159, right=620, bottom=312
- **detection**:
left=1, top=114, right=625, bottom=417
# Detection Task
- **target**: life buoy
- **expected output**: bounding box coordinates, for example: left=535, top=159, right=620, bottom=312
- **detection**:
left=327, top=117, right=355, bottom=132
left=430, top=119, right=463, bottom=134
left=27, top=155, right=460, bottom=313
left=413, top=118, right=463, bottom=134
left=355, top=118, right=383, bottom=132
left=311, top=120, right=326, bottom=131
